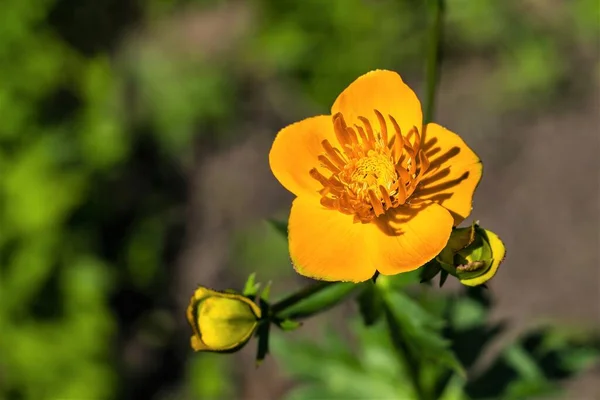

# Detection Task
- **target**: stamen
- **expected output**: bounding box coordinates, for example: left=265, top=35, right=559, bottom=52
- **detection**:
left=380, top=185, right=392, bottom=209
left=333, top=113, right=351, bottom=150
left=395, top=164, right=411, bottom=184
left=319, top=186, right=331, bottom=196
left=318, top=155, right=340, bottom=174
left=397, top=180, right=407, bottom=204
left=403, top=144, right=417, bottom=176
left=320, top=197, right=337, bottom=209
left=410, top=126, right=421, bottom=155
left=358, top=116, right=376, bottom=144
left=368, top=190, right=384, bottom=216
left=321, top=140, right=347, bottom=169
left=309, top=112, right=427, bottom=222
left=373, top=109, right=388, bottom=146
left=389, top=115, right=404, bottom=160
left=345, top=126, right=360, bottom=148
left=417, top=151, right=430, bottom=180
left=354, top=124, right=372, bottom=150
left=309, top=168, right=331, bottom=187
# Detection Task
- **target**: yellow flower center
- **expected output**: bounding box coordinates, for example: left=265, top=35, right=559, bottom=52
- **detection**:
left=309, top=110, right=431, bottom=223
left=349, top=151, right=396, bottom=191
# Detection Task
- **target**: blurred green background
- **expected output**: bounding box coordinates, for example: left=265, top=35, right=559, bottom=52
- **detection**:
left=1, top=0, right=598, bottom=399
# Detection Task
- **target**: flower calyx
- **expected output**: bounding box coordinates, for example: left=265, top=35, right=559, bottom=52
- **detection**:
left=436, top=223, right=506, bottom=287
left=186, top=286, right=262, bottom=353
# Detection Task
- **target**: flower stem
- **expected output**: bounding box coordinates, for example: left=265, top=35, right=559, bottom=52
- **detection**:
left=423, top=0, right=445, bottom=125
left=405, top=3, right=446, bottom=400
left=270, top=281, right=335, bottom=314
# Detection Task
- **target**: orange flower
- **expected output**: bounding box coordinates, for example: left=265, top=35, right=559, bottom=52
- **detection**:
left=269, top=70, right=482, bottom=282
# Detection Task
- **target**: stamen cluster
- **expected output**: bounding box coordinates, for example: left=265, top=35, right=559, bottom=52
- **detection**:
left=310, top=111, right=431, bottom=222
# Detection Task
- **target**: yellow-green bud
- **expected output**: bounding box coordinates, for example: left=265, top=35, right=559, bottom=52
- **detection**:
left=437, top=224, right=506, bottom=287
left=186, top=287, right=262, bottom=352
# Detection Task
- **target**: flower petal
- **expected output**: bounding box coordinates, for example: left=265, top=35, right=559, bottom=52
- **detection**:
left=370, top=202, right=453, bottom=275
left=288, top=196, right=376, bottom=282
left=415, top=123, right=482, bottom=225
left=269, top=115, right=337, bottom=198
left=331, top=70, right=423, bottom=137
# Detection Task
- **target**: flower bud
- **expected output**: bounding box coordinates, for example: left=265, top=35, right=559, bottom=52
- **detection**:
left=186, top=286, right=262, bottom=352
left=437, top=224, right=506, bottom=287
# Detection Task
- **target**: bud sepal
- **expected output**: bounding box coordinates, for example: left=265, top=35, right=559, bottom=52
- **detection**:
left=437, top=223, right=506, bottom=287
left=186, top=286, right=262, bottom=353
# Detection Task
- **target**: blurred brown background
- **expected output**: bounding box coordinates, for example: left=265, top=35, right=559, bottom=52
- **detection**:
left=1, top=0, right=598, bottom=399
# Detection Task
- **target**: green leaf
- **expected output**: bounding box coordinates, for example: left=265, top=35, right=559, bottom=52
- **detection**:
left=243, top=272, right=260, bottom=297
left=260, top=281, right=272, bottom=302
left=276, top=319, right=303, bottom=331
left=420, top=260, right=442, bottom=283
left=438, top=376, right=468, bottom=400
left=504, top=344, right=545, bottom=380
left=356, top=282, right=383, bottom=326
left=187, top=353, right=233, bottom=399
left=384, top=291, right=465, bottom=377
left=376, top=268, right=422, bottom=290
left=384, top=291, right=444, bottom=331
left=450, top=297, right=486, bottom=330
left=439, top=270, right=449, bottom=287
left=271, top=320, right=416, bottom=400
left=275, top=282, right=360, bottom=320
left=266, top=218, right=288, bottom=238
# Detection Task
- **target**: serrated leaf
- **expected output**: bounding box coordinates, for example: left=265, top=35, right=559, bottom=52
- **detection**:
left=385, top=291, right=444, bottom=331
left=272, top=321, right=415, bottom=400
left=384, top=291, right=465, bottom=377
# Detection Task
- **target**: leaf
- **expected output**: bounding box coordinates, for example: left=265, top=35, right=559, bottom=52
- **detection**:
left=504, top=344, right=545, bottom=381
left=384, top=291, right=465, bottom=377
left=260, top=280, right=272, bottom=302
left=463, top=325, right=600, bottom=399
left=266, top=218, right=288, bottom=238
left=420, top=260, right=442, bottom=283
left=276, top=319, right=303, bottom=331
left=450, top=297, right=487, bottom=331
left=439, top=270, right=449, bottom=287
left=438, top=376, right=469, bottom=400
left=378, top=268, right=423, bottom=290
left=275, top=282, right=360, bottom=320
left=243, top=272, right=261, bottom=297
left=356, top=281, right=383, bottom=326
left=271, top=321, right=415, bottom=400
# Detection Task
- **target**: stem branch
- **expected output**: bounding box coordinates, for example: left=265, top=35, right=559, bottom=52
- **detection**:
left=270, top=281, right=335, bottom=314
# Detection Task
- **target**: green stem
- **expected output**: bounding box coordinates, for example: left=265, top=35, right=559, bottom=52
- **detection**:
left=424, top=0, right=445, bottom=125
left=403, top=2, right=445, bottom=399
left=270, top=281, right=335, bottom=314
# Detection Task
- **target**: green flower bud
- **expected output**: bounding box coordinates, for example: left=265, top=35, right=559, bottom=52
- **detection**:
left=437, top=223, right=506, bottom=287
left=186, top=287, right=262, bottom=352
